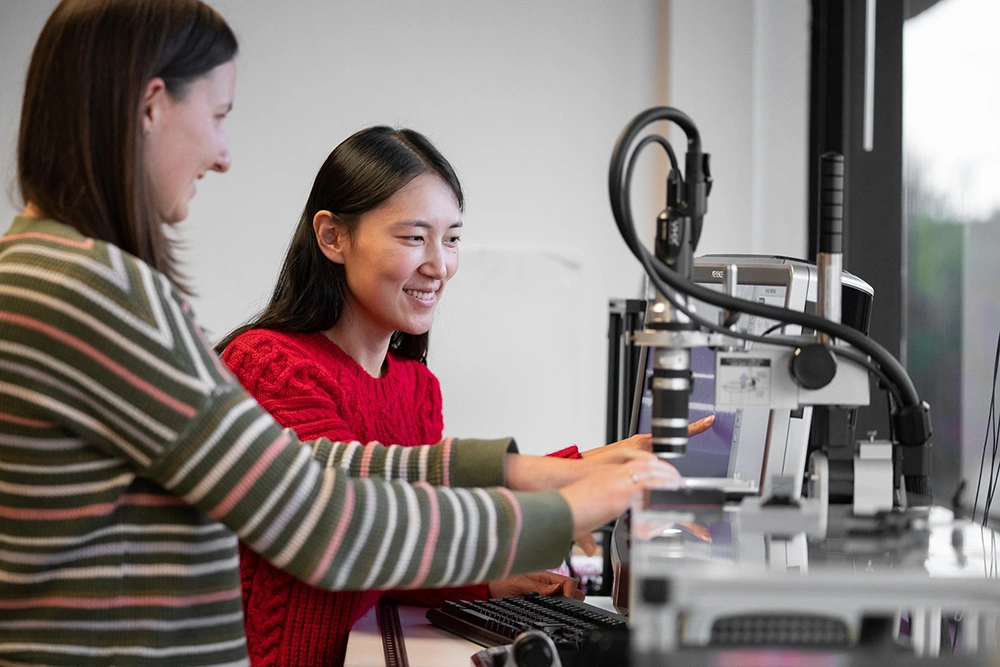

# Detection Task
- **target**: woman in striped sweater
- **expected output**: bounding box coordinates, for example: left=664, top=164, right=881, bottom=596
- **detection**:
left=0, top=2, right=682, bottom=666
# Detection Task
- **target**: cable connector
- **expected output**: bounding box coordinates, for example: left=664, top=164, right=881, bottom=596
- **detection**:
left=892, top=400, right=932, bottom=447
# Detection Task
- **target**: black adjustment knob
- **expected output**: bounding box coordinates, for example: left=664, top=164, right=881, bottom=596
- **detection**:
left=513, top=631, right=557, bottom=667
left=790, top=344, right=837, bottom=390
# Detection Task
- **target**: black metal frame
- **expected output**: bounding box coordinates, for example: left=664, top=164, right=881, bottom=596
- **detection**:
left=605, top=298, right=649, bottom=446
left=597, top=298, right=647, bottom=596
left=808, top=0, right=905, bottom=442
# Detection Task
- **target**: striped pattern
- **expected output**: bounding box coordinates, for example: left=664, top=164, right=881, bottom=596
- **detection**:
left=0, top=217, right=570, bottom=666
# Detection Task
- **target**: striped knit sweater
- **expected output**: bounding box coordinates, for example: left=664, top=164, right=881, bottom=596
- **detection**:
left=0, top=217, right=572, bottom=666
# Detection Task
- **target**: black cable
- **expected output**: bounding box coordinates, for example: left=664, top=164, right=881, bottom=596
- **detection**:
left=992, top=389, right=1000, bottom=520
left=992, top=408, right=1000, bottom=521
left=618, top=132, right=800, bottom=349
left=759, top=322, right=786, bottom=337
left=629, top=225, right=918, bottom=408
left=974, top=327, right=1000, bottom=524
left=610, top=107, right=700, bottom=269
left=613, top=137, right=905, bottom=411
left=609, top=112, right=920, bottom=410
left=984, top=382, right=999, bottom=521
left=829, top=345, right=903, bottom=408
left=982, top=399, right=995, bottom=521
left=609, top=107, right=930, bottom=505
left=627, top=133, right=682, bottom=187
left=564, top=547, right=577, bottom=583
left=619, top=153, right=902, bottom=406
left=991, top=365, right=1000, bottom=521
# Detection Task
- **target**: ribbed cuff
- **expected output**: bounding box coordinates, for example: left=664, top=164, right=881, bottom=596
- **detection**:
left=509, top=490, right=573, bottom=574
left=449, top=437, right=517, bottom=488
left=546, top=445, right=582, bottom=459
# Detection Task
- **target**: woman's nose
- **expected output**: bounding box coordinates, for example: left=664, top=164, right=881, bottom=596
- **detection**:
left=421, top=245, right=448, bottom=279
left=212, top=137, right=232, bottom=173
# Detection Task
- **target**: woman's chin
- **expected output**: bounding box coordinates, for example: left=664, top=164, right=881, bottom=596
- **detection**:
left=397, top=323, right=432, bottom=337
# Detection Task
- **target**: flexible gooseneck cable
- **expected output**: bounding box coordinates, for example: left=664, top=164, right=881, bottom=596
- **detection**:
left=608, top=106, right=932, bottom=502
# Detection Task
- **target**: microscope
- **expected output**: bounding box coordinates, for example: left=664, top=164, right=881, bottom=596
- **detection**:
left=607, top=106, right=932, bottom=520
left=610, top=107, right=1000, bottom=662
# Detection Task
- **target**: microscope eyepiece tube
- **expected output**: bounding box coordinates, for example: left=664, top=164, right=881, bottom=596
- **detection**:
left=651, top=347, right=691, bottom=458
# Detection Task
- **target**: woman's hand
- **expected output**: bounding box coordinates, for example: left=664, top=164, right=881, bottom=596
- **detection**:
left=688, top=414, right=715, bottom=437
left=579, top=415, right=715, bottom=465
left=503, top=418, right=707, bottom=493
left=487, top=572, right=584, bottom=601
left=559, top=455, right=682, bottom=555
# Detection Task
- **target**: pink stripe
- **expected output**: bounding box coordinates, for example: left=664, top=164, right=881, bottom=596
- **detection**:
left=0, top=411, right=56, bottom=428
left=0, top=493, right=186, bottom=520
left=308, top=481, right=354, bottom=584
left=409, top=482, right=439, bottom=587
left=0, top=587, right=240, bottom=610
left=1, top=231, right=94, bottom=249
left=441, top=438, right=453, bottom=486
left=359, top=443, right=376, bottom=478
left=207, top=431, right=290, bottom=519
left=0, top=311, right=197, bottom=418
left=119, top=493, right=186, bottom=507
left=0, top=503, right=117, bottom=521
left=495, top=487, right=522, bottom=579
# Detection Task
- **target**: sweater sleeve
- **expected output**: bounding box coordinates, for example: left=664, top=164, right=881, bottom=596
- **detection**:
left=223, top=333, right=493, bottom=603
left=547, top=445, right=583, bottom=459
left=2, top=239, right=573, bottom=590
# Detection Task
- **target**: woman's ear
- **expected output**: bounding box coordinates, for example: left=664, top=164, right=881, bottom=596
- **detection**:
left=139, top=77, right=167, bottom=137
left=313, top=210, right=348, bottom=264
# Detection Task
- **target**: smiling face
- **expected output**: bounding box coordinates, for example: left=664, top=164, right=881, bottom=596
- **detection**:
left=141, top=60, right=236, bottom=224
left=324, top=173, right=462, bottom=345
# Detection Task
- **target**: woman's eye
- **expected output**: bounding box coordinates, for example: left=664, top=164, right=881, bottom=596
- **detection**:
left=446, top=236, right=462, bottom=245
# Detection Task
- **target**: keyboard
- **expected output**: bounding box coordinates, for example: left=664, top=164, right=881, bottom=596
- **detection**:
left=426, top=592, right=627, bottom=665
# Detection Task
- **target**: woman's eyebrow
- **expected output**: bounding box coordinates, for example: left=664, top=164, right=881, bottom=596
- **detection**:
left=391, top=220, right=463, bottom=229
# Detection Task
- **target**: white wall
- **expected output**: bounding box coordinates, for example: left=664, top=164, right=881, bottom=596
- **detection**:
left=667, top=0, right=810, bottom=260
left=0, top=0, right=810, bottom=455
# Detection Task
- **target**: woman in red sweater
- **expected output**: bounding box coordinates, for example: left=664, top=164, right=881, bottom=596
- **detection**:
left=216, top=126, right=703, bottom=666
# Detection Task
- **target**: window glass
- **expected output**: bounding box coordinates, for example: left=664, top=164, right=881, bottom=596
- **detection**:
left=903, top=0, right=1000, bottom=511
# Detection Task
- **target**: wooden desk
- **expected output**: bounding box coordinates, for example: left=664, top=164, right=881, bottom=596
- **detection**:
left=344, top=597, right=619, bottom=666
left=344, top=602, right=480, bottom=666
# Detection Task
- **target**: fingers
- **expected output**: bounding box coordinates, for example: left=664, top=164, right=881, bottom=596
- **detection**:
left=625, top=456, right=683, bottom=486
left=688, top=414, right=715, bottom=437
left=605, top=448, right=659, bottom=464
left=580, top=434, right=651, bottom=462
left=561, top=457, right=684, bottom=536
left=536, top=571, right=585, bottom=600
left=574, top=532, right=597, bottom=556
left=540, top=582, right=583, bottom=599
left=558, top=579, right=585, bottom=600
left=488, top=572, right=585, bottom=600
left=625, top=433, right=652, bottom=452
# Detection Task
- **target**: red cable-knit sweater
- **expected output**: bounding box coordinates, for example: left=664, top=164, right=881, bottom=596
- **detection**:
left=222, top=330, right=493, bottom=666
left=222, top=329, right=581, bottom=666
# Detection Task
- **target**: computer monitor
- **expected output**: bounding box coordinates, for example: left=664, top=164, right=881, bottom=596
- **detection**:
left=628, top=255, right=873, bottom=496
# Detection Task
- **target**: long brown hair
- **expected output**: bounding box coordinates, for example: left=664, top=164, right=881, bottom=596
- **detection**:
left=216, top=126, right=464, bottom=363
left=17, top=0, right=238, bottom=292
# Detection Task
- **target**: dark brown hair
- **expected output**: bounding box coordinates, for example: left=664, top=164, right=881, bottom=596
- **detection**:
left=17, top=0, right=238, bottom=291
left=216, top=126, right=464, bottom=363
